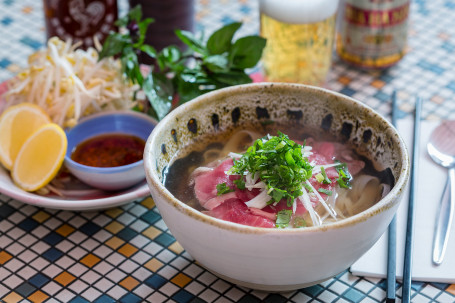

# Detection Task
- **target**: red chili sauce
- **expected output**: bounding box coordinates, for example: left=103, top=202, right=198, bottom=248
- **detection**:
left=71, top=133, right=145, bottom=167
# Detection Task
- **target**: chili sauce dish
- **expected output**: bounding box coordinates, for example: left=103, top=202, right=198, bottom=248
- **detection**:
left=65, top=110, right=157, bottom=191
left=143, top=83, right=410, bottom=291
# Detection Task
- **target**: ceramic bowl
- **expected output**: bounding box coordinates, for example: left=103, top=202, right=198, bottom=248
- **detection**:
left=143, top=83, right=409, bottom=291
left=65, top=110, right=157, bottom=191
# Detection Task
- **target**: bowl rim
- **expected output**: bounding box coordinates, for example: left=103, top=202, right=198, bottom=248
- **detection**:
left=65, top=109, right=158, bottom=173
left=144, top=82, right=410, bottom=234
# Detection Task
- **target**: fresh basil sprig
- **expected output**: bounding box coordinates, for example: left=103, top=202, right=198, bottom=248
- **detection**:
left=99, top=5, right=266, bottom=121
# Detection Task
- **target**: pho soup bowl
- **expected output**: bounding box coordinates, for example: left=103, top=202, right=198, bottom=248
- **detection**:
left=143, top=83, right=409, bottom=291
left=65, top=110, right=157, bottom=191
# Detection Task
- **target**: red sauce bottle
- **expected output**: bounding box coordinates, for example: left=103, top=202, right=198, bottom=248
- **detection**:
left=43, top=0, right=118, bottom=49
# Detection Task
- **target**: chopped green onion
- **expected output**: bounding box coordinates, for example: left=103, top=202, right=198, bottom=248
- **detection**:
left=216, top=183, right=234, bottom=195
left=318, top=188, right=333, bottom=196
left=315, top=173, right=324, bottom=183
left=320, top=167, right=331, bottom=184
left=276, top=209, right=293, bottom=228
left=335, top=160, right=352, bottom=189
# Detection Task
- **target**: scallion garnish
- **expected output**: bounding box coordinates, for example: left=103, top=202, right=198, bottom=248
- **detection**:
left=318, top=188, right=333, bottom=196
left=228, top=132, right=314, bottom=203
left=335, top=160, right=352, bottom=189
left=216, top=183, right=234, bottom=195
left=276, top=209, right=293, bottom=228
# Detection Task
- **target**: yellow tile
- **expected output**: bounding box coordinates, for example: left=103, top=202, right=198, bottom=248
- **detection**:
left=144, top=258, right=164, bottom=272
left=22, top=6, right=33, bottom=14
left=142, top=226, right=161, bottom=240
left=168, top=242, right=184, bottom=254
left=141, top=197, right=155, bottom=209
left=171, top=273, right=192, bottom=288
left=0, top=251, right=12, bottom=265
left=32, top=211, right=50, bottom=223
left=56, top=224, right=75, bottom=237
left=28, top=290, right=49, bottom=303
left=118, top=243, right=138, bottom=258
left=120, top=276, right=140, bottom=291
left=80, top=253, right=101, bottom=268
left=105, top=208, right=123, bottom=218
left=447, top=284, right=455, bottom=296
left=105, top=236, right=125, bottom=250
left=55, top=271, right=76, bottom=286
left=371, top=79, right=385, bottom=89
left=2, top=292, right=22, bottom=303
left=338, top=76, right=351, bottom=85
left=105, top=221, right=124, bottom=234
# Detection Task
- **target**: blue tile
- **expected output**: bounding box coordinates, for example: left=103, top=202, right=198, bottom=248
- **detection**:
left=446, top=81, right=455, bottom=92
left=19, top=37, right=43, bottom=51
left=221, top=16, right=236, bottom=25
left=430, top=282, right=450, bottom=290
left=1, top=16, right=12, bottom=26
left=340, top=87, right=356, bottom=97
left=117, top=227, right=138, bottom=241
left=154, top=232, right=175, bottom=247
left=144, top=274, right=167, bottom=289
left=69, top=297, right=90, bottom=303
left=263, top=294, right=287, bottom=303
left=343, top=288, right=365, bottom=302
left=172, top=289, right=195, bottom=303
left=29, top=273, right=50, bottom=288
left=240, top=5, right=251, bottom=14
left=0, top=203, right=15, bottom=219
left=0, top=58, right=11, bottom=69
left=119, top=293, right=142, bottom=303
left=374, top=91, right=390, bottom=102
left=301, top=284, right=324, bottom=297
left=238, top=294, right=261, bottom=303
left=140, top=210, right=161, bottom=224
left=411, top=280, right=425, bottom=291
left=18, top=218, right=39, bottom=232
left=79, top=222, right=101, bottom=236
left=94, top=295, right=117, bottom=303
left=417, top=60, right=445, bottom=75
left=43, top=232, right=64, bottom=246
left=14, top=282, right=36, bottom=297
left=42, top=248, right=64, bottom=262
left=441, top=42, right=455, bottom=52
left=3, top=0, right=14, bottom=6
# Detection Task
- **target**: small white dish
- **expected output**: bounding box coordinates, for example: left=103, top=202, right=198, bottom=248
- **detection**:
left=0, top=164, right=149, bottom=210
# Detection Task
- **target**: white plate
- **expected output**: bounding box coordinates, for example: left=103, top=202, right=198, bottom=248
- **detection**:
left=0, top=165, right=150, bottom=211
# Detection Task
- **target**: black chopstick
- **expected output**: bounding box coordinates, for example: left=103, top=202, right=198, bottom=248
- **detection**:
left=386, top=91, right=398, bottom=302
left=402, top=96, right=423, bottom=303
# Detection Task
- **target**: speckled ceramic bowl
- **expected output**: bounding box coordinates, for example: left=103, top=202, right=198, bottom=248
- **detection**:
left=143, top=83, right=409, bottom=291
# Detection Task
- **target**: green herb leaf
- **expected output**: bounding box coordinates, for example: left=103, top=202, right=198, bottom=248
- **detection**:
left=318, top=188, right=333, bottom=196
left=207, top=22, right=242, bottom=55
left=335, top=161, right=352, bottom=189
left=175, top=29, right=207, bottom=55
left=142, top=73, right=173, bottom=121
left=216, top=183, right=235, bottom=195
left=229, top=36, right=267, bottom=69
left=276, top=209, right=293, bottom=228
left=320, top=167, right=331, bottom=184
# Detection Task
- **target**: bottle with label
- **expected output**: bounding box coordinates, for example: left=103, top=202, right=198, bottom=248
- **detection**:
left=43, top=0, right=118, bottom=49
left=336, top=0, right=410, bottom=69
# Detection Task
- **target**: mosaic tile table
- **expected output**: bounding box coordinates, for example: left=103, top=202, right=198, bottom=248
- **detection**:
left=1, top=0, right=455, bottom=302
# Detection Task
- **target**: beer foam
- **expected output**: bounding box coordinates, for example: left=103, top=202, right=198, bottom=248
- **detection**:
left=260, top=0, right=339, bottom=24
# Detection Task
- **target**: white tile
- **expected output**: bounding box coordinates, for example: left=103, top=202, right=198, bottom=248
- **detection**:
left=159, top=281, right=180, bottom=296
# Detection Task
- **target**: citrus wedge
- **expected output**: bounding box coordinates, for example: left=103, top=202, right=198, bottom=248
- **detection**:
left=12, top=123, right=67, bottom=192
left=0, top=103, right=51, bottom=170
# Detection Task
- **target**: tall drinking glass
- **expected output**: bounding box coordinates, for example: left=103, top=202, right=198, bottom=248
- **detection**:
left=259, top=0, right=339, bottom=86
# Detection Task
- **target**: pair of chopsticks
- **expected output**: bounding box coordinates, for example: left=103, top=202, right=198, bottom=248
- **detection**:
left=387, top=93, right=423, bottom=303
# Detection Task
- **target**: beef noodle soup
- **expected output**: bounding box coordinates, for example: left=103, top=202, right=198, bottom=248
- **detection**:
left=164, top=123, right=393, bottom=229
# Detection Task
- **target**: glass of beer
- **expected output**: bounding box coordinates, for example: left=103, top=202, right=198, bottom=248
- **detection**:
left=259, top=0, right=339, bottom=86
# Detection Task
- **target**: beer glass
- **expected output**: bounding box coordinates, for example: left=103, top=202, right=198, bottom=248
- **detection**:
left=259, top=0, right=339, bottom=86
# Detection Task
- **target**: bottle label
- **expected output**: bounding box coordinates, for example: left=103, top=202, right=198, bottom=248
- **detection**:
left=336, top=0, right=410, bottom=69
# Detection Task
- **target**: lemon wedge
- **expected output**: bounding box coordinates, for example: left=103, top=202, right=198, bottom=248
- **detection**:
left=0, top=103, right=51, bottom=170
left=12, top=123, right=67, bottom=192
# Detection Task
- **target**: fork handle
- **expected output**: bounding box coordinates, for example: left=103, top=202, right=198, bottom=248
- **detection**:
left=433, top=167, right=455, bottom=265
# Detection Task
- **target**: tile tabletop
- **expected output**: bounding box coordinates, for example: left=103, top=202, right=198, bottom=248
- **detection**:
left=0, top=0, right=455, bottom=302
